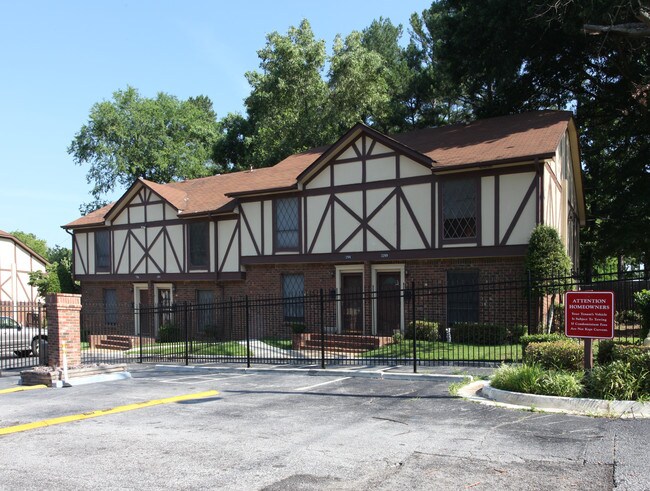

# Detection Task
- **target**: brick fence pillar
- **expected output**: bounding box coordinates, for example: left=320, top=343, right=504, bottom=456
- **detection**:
left=45, top=293, right=82, bottom=368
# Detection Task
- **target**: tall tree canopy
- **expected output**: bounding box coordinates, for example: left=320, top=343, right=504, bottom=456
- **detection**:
left=243, top=19, right=331, bottom=169
left=69, top=86, right=220, bottom=214
left=213, top=18, right=420, bottom=170
left=410, top=0, right=650, bottom=267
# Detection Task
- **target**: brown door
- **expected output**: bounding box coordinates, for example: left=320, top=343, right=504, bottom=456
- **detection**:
left=376, top=272, right=401, bottom=336
left=341, top=273, right=363, bottom=333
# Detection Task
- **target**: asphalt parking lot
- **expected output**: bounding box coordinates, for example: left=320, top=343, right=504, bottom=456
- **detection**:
left=0, top=364, right=648, bottom=490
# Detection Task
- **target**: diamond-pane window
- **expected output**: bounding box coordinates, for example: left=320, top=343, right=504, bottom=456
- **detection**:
left=442, top=179, right=477, bottom=240
left=275, top=197, right=299, bottom=250
left=282, top=274, right=304, bottom=322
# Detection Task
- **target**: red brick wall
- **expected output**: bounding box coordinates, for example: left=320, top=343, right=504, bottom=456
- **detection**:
left=78, top=256, right=531, bottom=339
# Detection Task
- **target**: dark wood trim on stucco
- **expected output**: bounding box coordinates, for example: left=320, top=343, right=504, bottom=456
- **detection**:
left=500, top=176, right=538, bottom=246
left=240, top=244, right=528, bottom=265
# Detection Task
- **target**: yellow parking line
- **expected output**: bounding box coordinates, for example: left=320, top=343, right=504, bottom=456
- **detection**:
left=0, top=385, right=48, bottom=394
left=0, top=390, right=219, bottom=436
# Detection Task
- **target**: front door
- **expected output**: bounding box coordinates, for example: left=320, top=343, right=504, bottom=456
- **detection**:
left=341, top=273, right=363, bottom=334
left=134, top=287, right=150, bottom=336
left=376, top=272, right=401, bottom=336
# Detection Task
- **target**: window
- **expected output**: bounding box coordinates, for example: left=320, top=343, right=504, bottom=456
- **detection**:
left=275, top=197, right=300, bottom=250
left=189, top=221, right=209, bottom=269
left=95, top=230, right=111, bottom=271
left=442, top=179, right=477, bottom=240
left=104, top=289, right=118, bottom=325
left=282, top=274, right=304, bottom=323
left=196, top=290, right=215, bottom=333
left=447, top=270, right=479, bottom=324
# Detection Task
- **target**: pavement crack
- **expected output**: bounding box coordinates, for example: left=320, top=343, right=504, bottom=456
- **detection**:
left=612, top=432, right=618, bottom=488
left=372, top=416, right=409, bottom=425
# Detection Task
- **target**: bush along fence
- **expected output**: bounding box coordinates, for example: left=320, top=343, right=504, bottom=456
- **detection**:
left=72, top=269, right=649, bottom=370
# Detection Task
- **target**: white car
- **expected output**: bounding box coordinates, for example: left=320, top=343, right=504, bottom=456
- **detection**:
left=0, top=316, right=47, bottom=357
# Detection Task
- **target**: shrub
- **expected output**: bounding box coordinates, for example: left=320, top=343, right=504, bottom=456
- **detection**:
left=507, top=325, right=527, bottom=344
left=158, top=322, right=183, bottom=343
left=490, top=364, right=583, bottom=397
left=405, top=320, right=439, bottom=342
left=288, top=322, right=307, bottom=334
left=585, top=360, right=649, bottom=401
left=491, top=364, right=546, bottom=394
left=449, top=323, right=508, bottom=345
left=539, top=370, right=584, bottom=398
left=392, top=331, right=404, bottom=344
left=520, top=333, right=565, bottom=352
left=634, top=289, right=650, bottom=341
left=525, top=340, right=583, bottom=371
left=525, top=225, right=572, bottom=296
left=203, top=326, right=221, bottom=340
left=616, top=309, right=641, bottom=325
left=596, top=340, right=645, bottom=365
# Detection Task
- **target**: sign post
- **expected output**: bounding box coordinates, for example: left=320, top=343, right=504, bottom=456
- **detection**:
left=564, top=291, right=615, bottom=370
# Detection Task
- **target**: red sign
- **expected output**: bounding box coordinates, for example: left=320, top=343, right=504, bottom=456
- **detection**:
left=565, top=291, right=614, bottom=339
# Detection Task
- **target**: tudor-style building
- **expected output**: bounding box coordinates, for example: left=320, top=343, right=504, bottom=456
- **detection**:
left=0, top=230, right=48, bottom=305
left=64, top=111, right=584, bottom=337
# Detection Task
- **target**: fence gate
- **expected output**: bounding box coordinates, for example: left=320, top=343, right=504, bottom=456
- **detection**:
left=0, top=302, right=46, bottom=370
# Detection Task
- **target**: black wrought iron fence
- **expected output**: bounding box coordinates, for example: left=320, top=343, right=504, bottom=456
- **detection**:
left=0, top=302, right=47, bottom=370
left=75, top=269, right=648, bottom=369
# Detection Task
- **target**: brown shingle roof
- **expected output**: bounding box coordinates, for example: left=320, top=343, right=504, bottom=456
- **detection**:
left=63, top=110, right=573, bottom=229
left=392, top=110, right=572, bottom=168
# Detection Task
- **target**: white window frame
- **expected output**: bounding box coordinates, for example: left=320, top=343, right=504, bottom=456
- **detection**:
left=133, top=283, right=148, bottom=335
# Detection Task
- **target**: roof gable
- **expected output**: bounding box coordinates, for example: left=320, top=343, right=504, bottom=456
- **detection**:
left=0, top=230, right=49, bottom=265
left=296, top=123, right=434, bottom=185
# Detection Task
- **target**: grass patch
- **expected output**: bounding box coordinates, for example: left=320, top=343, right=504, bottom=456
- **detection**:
left=261, top=338, right=292, bottom=350
left=448, top=376, right=473, bottom=396
left=126, top=341, right=248, bottom=356
left=362, top=340, right=522, bottom=362
left=491, top=364, right=584, bottom=398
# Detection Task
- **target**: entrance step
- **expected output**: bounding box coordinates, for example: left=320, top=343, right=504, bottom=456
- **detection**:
left=293, top=333, right=393, bottom=352
left=89, top=335, right=156, bottom=351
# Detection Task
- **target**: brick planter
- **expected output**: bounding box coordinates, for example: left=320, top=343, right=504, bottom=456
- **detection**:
left=20, top=364, right=128, bottom=387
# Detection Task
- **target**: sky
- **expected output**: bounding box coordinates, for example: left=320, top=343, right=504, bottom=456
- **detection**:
left=0, top=0, right=432, bottom=251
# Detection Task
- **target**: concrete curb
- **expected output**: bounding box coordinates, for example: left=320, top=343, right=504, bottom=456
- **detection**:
left=459, top=380, right=650, bottom=418
left=156, top=364, right=471, bottom=383
left=53, top=371, right=133, bottom=388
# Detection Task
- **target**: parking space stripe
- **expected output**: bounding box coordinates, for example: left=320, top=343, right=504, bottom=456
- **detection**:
left=0, top=390, right=219, bottom=436
left=0, top=385, right=48, bottom=394
left=294, top=377, right=350, bottom=391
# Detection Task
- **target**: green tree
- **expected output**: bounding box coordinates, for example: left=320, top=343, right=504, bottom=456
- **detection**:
left=10, top=231, right=48, bottom=259
left=411, top=0, right=650, bottom=267
left=526, top=225, right=573, bottom=333
left=243, top=19, right=332, bottom=169
left=328, top=30, right=392, bottom=133
left=10, top=231, right=78, bottom=297
left=69, top=86, right=221, bottom=213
